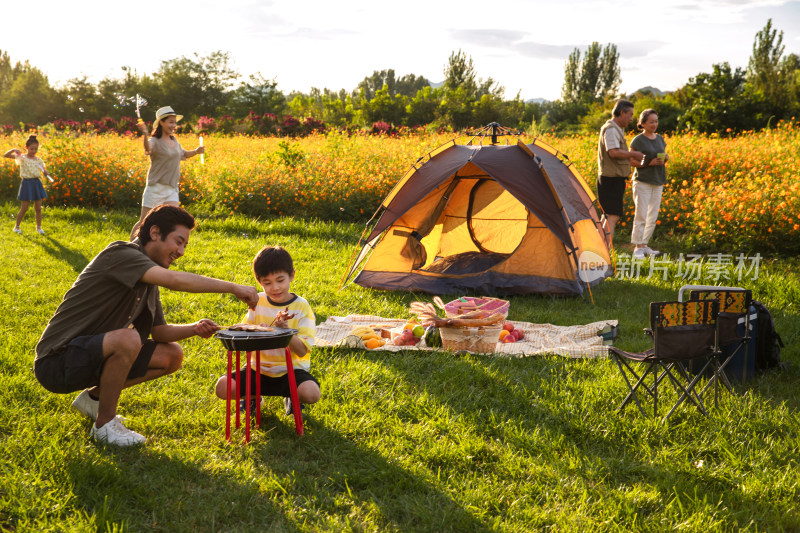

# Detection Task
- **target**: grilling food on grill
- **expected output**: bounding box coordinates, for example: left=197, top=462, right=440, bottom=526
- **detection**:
left=225, top=323, right=277, bottom=332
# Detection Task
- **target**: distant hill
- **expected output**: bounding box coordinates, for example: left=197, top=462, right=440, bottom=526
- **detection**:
left=633, top=86, right=668, bottom=96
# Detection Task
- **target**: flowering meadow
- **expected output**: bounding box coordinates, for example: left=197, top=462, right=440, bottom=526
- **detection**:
left=1, top=121, right=798, bottom=253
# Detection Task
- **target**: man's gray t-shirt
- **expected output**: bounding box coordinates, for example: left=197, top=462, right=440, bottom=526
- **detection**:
left=35, top=240, right=166, bottom=360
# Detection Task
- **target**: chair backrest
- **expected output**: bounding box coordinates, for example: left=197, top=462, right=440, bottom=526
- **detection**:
left=688, top=289, right=752, bottom=344
left=650, top=300, right=719, bottom=361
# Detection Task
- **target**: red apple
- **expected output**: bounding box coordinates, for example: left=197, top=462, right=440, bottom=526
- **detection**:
left=512, top=330, right=522, bottom=341
left=502, top=335, right=516, bottom=343
left=503, top=322, right=514, bottom=332
left=514, top=329, right=524, bottom=341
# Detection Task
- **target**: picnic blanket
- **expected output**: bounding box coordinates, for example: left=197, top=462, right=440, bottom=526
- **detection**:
left=315, top=314, right=617, bottom=359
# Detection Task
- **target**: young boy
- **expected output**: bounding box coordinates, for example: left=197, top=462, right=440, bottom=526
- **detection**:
left=214, top=246, right=320, bottom=415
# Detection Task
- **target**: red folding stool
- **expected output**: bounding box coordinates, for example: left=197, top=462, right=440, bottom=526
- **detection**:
left=216, top=328, right=303, bottom=443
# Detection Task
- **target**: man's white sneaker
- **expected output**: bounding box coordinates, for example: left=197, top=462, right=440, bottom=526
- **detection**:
left=633, top=247, right=647, bottom=259
left=90, top=417, right=146, bottom=446
left=72, top=389, right=99, bottom=420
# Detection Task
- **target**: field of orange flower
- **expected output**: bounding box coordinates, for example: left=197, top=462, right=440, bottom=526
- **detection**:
left=2, top=122, right=798, bottom=253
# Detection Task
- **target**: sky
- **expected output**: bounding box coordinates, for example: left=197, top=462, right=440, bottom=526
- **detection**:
left=4, top=0, right=799, bottom=102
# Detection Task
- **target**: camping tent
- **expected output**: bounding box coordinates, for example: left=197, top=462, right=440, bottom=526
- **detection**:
left=342, top=125, right=613, bottom=297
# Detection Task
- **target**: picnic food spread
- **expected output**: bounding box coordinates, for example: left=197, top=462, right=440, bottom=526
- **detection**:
left=328, top=296, right=552, bottom=354
left=347, top=325, right=386, bottom=349
left=408, top=297, right=512, bottom=353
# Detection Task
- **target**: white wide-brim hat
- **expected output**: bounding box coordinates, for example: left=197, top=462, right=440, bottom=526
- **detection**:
left=154, top=106, right=183, bottom=124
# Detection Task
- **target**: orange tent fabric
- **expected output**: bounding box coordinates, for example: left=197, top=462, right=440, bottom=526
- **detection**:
left=343, top=129, right=613, bottom=296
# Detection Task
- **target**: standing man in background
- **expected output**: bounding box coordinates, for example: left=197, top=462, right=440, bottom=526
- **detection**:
left=596, top=99, right=645, bottom=245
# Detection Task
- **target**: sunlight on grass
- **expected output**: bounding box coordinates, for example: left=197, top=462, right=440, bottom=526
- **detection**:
left=0, top=204, right=797, bottom=532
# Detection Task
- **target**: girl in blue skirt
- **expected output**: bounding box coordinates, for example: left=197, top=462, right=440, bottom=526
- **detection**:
left=3, top=135, right=52, bottom=234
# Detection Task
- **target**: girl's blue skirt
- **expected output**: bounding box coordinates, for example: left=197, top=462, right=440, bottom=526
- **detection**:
left=18, top=178, right=47, bottom=201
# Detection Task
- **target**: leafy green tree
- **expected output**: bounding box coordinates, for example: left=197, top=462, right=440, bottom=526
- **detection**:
left=562, top=43, right=620, bottom=103
left=675, top=62, right=758, bottom=133
left=286, top=90, right=320, bottom=119
left=362, top=85, right=407, bottom=125
left=0, top=50, right=19, bottom=95
left=440, top=50, right=503, bottom=129
left=395, top=73, right=430, bottom=97
left=746, top=18, right=797, bottom=120
left=0, top=67, right=59, bottom=125
left=357, top=69, right=397, bottom=100
left=58, top=77, right=102, bottom=120
left=226, top=73, right=286, bottom=117
left=320, top=89, right=356, bottom=126
left=156, top=51, right=238, bottom=117
left=531, top=99, right=588, bottom=134
left=405, top=86, right=441, bottom=127
left=629, top=88, right=681, bottom=133
left=356, top=69, right=431, bottom=100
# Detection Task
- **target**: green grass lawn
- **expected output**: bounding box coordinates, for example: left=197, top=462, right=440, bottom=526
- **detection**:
left=1, top=204, right=798, bottom=532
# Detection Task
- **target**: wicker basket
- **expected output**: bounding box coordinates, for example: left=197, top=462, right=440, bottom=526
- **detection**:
left=439, top=324, right=502, bottom=354
left=444, top=297, right=510, bottom=319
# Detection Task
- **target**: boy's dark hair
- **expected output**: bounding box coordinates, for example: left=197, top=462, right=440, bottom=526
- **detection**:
left=25, top=135, right=38, bottom=147
left=136, top=204, right=195, bottom=244
left=253, top=246, right=294, bottom=278
left=612, top=99, right=634, bottom=117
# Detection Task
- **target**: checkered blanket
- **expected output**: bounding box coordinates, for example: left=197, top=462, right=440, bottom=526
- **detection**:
left=314, top=314, right=617, bottom=358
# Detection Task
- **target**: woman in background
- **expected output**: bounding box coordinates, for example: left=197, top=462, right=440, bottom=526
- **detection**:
left=131, top=106, right=204, bottom=239
left=630, top=109, right=668, bottom=259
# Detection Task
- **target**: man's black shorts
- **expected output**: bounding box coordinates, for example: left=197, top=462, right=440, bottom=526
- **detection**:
left=34, top=334, right=157, bottom=394
left=232, top=366, right=319, bottom=398
left=597, top=175, right=627, bottom=217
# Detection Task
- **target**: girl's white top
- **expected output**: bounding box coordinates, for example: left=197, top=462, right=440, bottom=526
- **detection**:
left=15, top=155, right=45, bottom=180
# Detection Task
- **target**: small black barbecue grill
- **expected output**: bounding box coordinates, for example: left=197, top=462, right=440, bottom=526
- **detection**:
left=214, top=327, right=298, bottom=351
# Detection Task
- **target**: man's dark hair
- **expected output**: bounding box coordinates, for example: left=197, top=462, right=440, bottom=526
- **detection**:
left=253, top=246, right=294, bottom=279
left=612, top=99, right=634, bottom=117
left=137, top=205, right=195, bottom=245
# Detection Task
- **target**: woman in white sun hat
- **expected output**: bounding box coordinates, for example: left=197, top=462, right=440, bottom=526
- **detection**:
left=130, top=106, right=205, bottom=240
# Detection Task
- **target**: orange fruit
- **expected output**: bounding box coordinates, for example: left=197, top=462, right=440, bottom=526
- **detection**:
left=499, top=330, right=511, bottom=340
left=365, top=338, right=383, bottom=349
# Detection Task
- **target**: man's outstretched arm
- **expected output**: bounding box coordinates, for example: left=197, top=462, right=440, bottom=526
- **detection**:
left=141, top=266, right=259, bottom=309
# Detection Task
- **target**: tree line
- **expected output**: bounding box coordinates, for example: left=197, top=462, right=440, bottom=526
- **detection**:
left=0, top=19, right=796, bottom=135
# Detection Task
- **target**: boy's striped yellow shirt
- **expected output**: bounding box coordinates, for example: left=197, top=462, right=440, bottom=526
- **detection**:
left=244, top=293, right=315, bottom=376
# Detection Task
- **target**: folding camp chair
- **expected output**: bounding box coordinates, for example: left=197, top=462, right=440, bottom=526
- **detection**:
left=609, top=299, right=720, bottom=423
left=685, top=287, right=752, bottom=405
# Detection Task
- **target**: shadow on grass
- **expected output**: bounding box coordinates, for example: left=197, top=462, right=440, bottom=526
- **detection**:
left=244, top=412, right=493, bottom=532
left=24, top=234, right=90, bottom=274
left=366, top=349, right=793, bottom=528
left=65, top=446, right=294, bottom=532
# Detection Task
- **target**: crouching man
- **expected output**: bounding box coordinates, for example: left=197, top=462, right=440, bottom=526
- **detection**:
left=34, top=205, right=259, bottom=446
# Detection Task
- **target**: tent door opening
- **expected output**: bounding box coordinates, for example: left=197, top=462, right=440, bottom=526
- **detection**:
left=420, top=178, right=527, bottom=276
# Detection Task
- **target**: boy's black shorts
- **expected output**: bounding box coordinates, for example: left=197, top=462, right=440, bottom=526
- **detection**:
left=34, top=333, right=156, bottom=394
left=232, top=366, right=319, bottom=398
